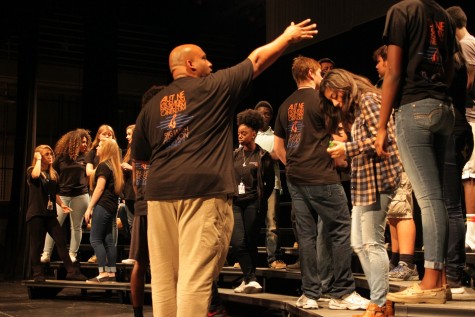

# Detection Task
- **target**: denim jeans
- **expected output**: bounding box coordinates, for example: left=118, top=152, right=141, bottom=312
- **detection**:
left=43, top=193, right=89, bottom=255
left=395, top=99, right=454, bottom=270
left=444, top=132, right=466, bottom=282
left=351, top=193, right=392, bottom=306
left=287, top=181, right=355, bottom=300
left=317, top=216, right=334, bottom=293
left=265, top=189, right=283, bottom=264
left=89, top=204, right=117, bottom=273
left=231, top=200, right=263, bottom=282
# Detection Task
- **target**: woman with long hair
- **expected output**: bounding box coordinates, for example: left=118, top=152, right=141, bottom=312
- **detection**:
left=40, top=129, right=91, bottom=263
left=231, top=109, right=274, bottom=294
left=85, top=124, right=116, bottom=263
left=84, top=138, right=124, bottom=282
left=86, top=124, right=116, bottom=177
left=26, top=145, right=87, bottom=282
left=119, top=124, right=136, bottom=243
left=320, top=69, right=402, bottom=317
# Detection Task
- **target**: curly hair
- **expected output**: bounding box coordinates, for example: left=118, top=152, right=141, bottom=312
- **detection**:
left=237, top=109, right=264, bottom=132
left=55, top=129, right=92, bottom=161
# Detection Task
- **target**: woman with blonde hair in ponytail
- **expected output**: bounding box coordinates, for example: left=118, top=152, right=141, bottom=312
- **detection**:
left=84, top=138, right=124, bottom=282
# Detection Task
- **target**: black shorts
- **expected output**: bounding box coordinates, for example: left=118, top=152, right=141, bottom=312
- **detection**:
left=129, top=215, right=149, bottom=264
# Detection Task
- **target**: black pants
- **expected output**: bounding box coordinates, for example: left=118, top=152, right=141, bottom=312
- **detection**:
left=230, top=200, right=263, bottom=283
left=28, top=216, right=75, bottom=277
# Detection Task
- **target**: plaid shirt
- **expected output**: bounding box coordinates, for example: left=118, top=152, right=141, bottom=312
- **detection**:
left=344, top=92, right=402, bottom=206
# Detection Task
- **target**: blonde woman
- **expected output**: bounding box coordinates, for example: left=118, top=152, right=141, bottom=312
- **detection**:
left=85, top=124, right=116, bottom=263
left=41, top=129, right=92, bottom=263
left=26, top=145, right=87, bottom=282
left=84, top=138, right=124, bottom=282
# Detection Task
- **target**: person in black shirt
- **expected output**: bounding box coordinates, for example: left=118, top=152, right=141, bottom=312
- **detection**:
left=84, top=138, right=124, bottom=283
left=26, top=145, right=87, bottom=282
left=41, top=129, right=91, bottom=263
left=231, top=109, right=274, bottom=294
left=132, top=19, right=317, bottom=317
left=376, top=0, right=456, bottom=304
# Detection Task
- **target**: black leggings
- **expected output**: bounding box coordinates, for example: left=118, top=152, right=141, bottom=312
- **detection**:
left=28, top=216, right=74, bottom=276
left=230, top=200, right=263, bottom=282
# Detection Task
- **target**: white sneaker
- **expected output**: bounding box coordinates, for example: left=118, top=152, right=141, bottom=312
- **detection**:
left=69, top=253, right=77, bottom=263
left=40, top=252, right=50, bottom=263
left=242, top=281, right=263, bottom=294
left=329, top=291, right=369, bottom=310
left=296, top=294, right=319, bottom=309
left=234, top=281, right=246, bottom=293
left=450, top=287, right=466, bottom=294
left=121, top=258, right=136, bottom=265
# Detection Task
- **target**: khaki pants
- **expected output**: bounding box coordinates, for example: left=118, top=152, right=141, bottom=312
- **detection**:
left=147, top=195, right=233, bottom=317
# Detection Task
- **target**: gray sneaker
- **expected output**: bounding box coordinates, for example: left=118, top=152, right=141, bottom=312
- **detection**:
left=296, top=294, right=319, bottom=309
left=389, top=261, right=419, bottom=281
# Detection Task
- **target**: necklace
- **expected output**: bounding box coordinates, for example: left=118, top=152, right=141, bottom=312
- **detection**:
left=242, top=148, right=254, bottom=167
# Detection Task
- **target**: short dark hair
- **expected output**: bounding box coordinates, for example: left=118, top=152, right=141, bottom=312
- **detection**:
left=254, top=100, right=273, bottom=116
left=141, top=85, right=165, bottom=107
left=318, top=58, right=335, bottom=66
left=237, top=109, right=264, bottom=132
left=447, top=6, right=467, bottom=29
left=373, top=45, right=387, bottom=62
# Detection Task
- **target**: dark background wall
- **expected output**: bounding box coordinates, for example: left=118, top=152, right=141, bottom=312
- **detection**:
left=0, top=0, right=472, bottom=280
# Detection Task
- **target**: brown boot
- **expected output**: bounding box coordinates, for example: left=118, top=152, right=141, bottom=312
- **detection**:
left=352, top=303, right=385, bottom=317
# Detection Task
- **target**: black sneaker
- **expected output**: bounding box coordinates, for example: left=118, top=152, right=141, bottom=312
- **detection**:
left=286, top=260, right=300, bottom=271
left=65, top=272, right=87, bottom=281
left=34, top=275, right=46, bottom=283
left=208, top=304, right=228, bottom=317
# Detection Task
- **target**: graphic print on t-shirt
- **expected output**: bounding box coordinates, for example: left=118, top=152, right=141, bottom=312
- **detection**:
left=420, top=20, right=447, bottom=83
left=287, top=102, right=304, bottom=148
left=134, top=162, right=149, bottom=186
left=158, top=91, right=193, bottom=148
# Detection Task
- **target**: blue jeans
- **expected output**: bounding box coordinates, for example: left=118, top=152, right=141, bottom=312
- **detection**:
left=351, top=193, right=392, bottom=307
left=395, top=99, right=454, bottom=270
left=89, top=205, right=117, bottom=273
left=287, top=181, right=355, bottom=300
left=444, top=132, right=466, bottom=282
left=317, top=216, right=334, bottom=293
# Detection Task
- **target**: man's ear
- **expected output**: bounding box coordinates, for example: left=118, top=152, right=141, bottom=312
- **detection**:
left=186, top=59, right=196, bottom=72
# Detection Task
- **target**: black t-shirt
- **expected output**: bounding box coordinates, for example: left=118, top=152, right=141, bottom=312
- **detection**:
left=233, top=147, right=260, bottom=204
left=274, top=88, right=340, bottom=185
left=122, top=158, right=135, bottom=201
left=95, top=161, right=119, bottom=213
left=132, top=59, right=254, bottom=200
left=26, top=168, right=59, bottom=222
left=85, top=148, right=99, bottom=168
left=53, top=154, right=89, bottom=197
left=382, top=0, right=456, bottom=106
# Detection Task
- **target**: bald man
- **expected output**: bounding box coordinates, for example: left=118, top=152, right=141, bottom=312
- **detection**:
left=131, top=19, right=317, bottom=317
